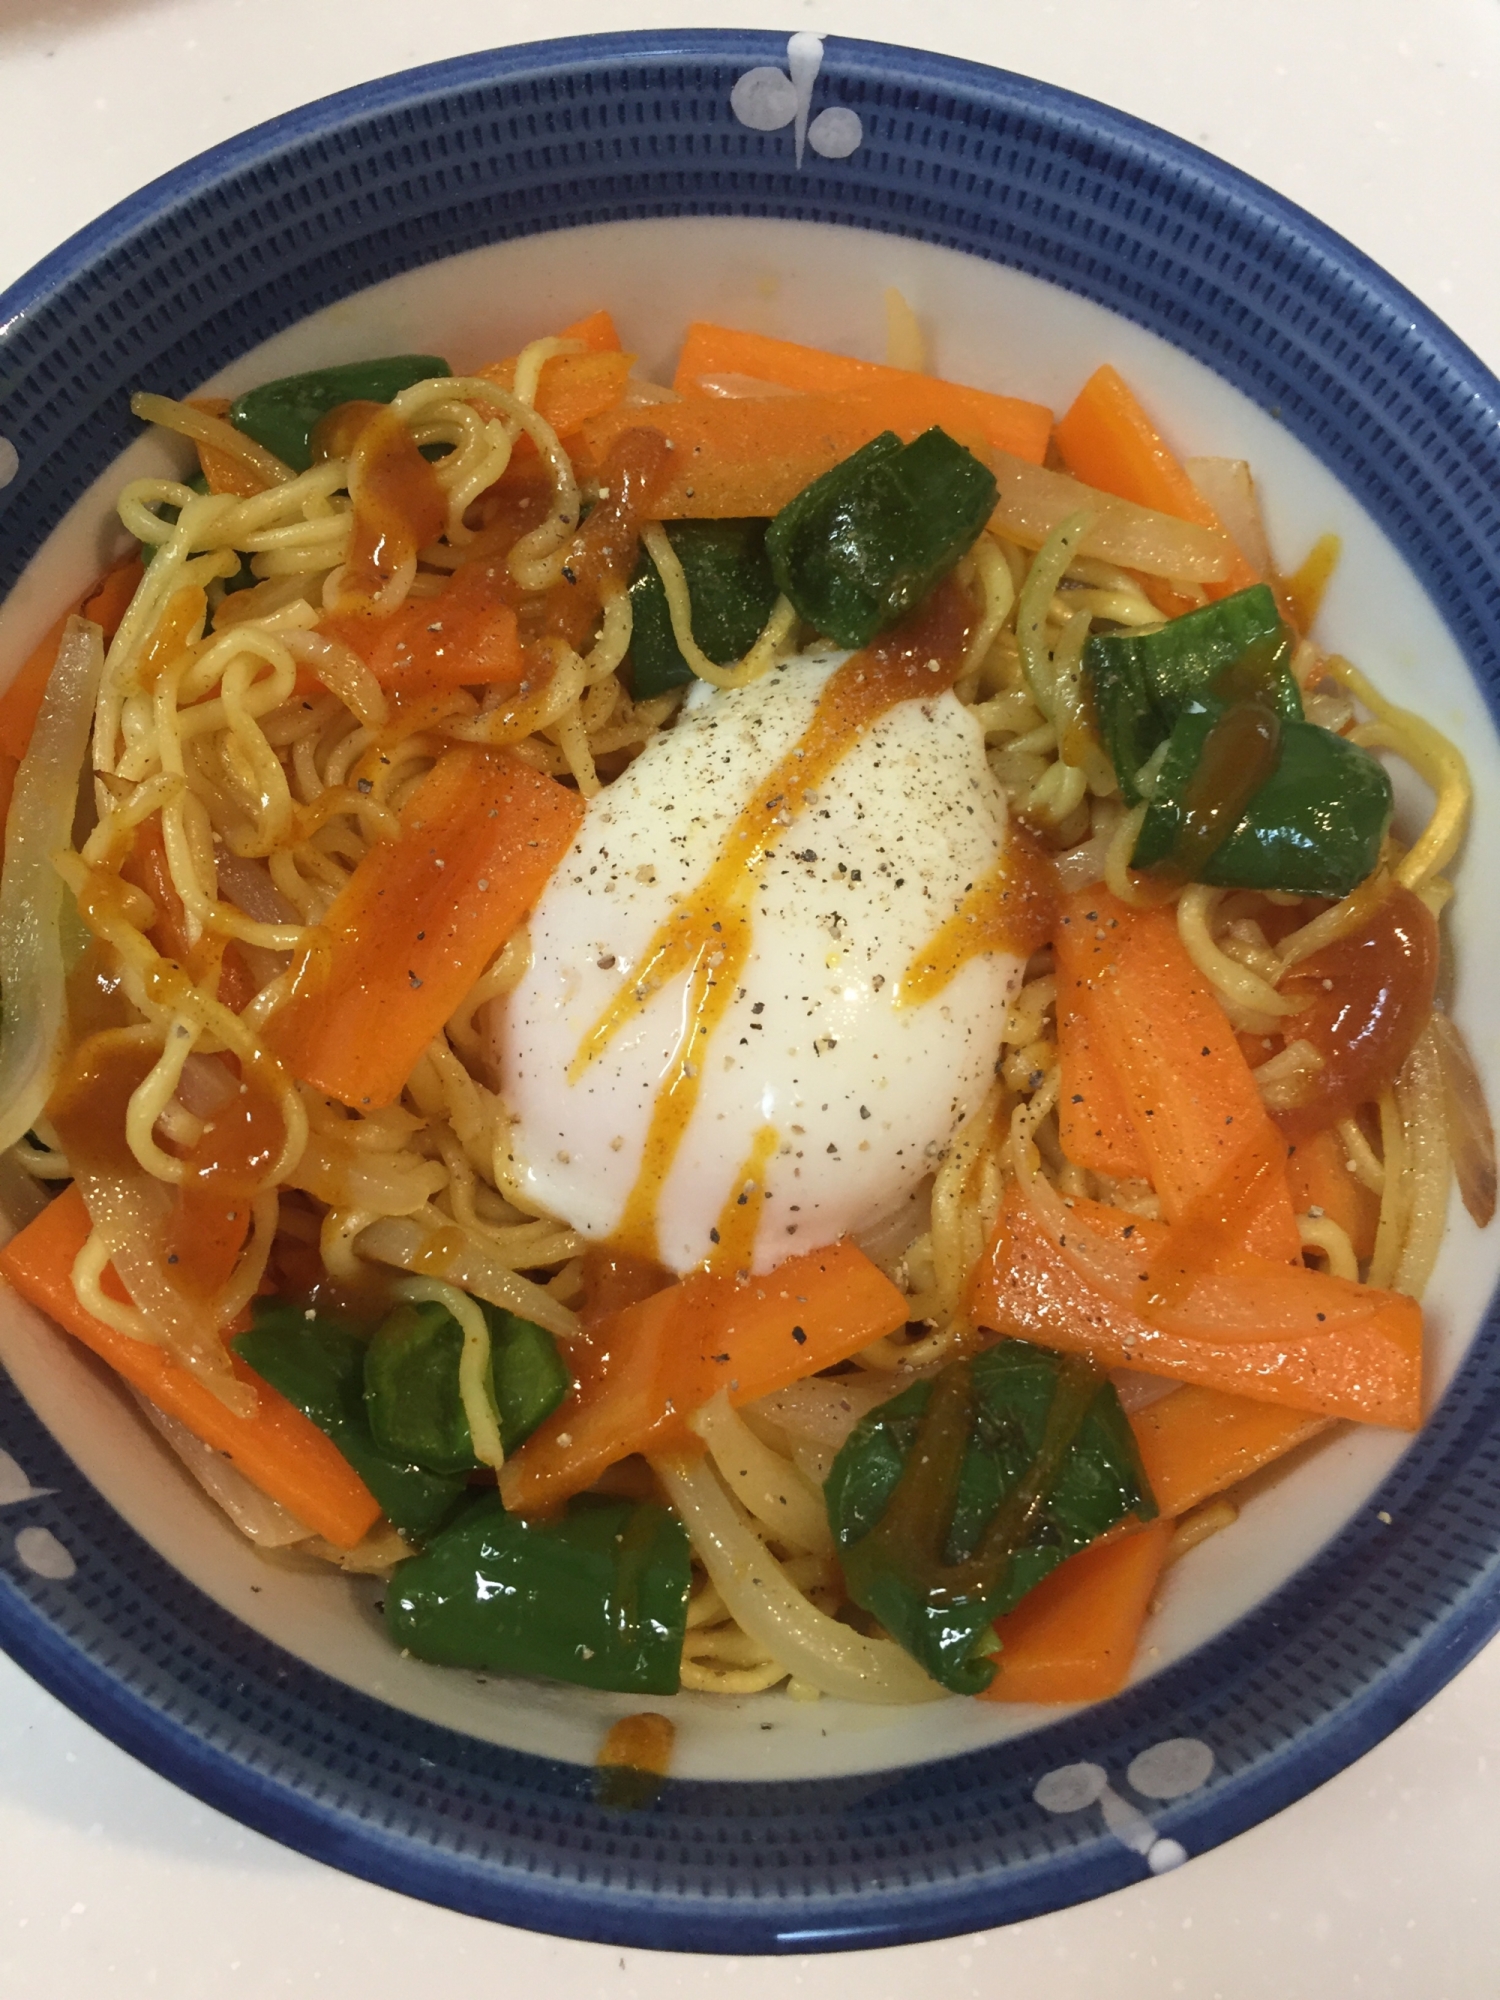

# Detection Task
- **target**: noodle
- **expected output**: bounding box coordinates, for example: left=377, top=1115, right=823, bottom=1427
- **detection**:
left=2, top=311, right=1481, bottom=1710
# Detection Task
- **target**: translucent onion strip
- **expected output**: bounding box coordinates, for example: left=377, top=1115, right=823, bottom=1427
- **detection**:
left=690, top=1392, right=833, bottom=1555
left=130, top=1389, right=313, bottom=1546
left=652, top=1452, right=944, bottom=1704
left=988, top=450, right=1232, bottom=582
left=0, top=618, right=103, bottom=1154
left=1430, top=1009, right=1497, bottom=1227
left=355, top=1215, right=578, bottom=1339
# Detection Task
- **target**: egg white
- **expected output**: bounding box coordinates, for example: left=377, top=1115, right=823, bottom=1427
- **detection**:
left=490, top=651, right=1024, bottom=1274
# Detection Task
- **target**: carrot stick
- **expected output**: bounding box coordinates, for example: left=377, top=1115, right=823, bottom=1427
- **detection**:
left=499, top=1240, right=909, bottom=1515
left=1054, top=365, right=1259, bottom=615
left=1287, top=1125, right=1380, bottom=1262
left=1056, top=964, right=1149, bottom=1181
left=1055, top=887, right=1300, bottom=1262
left=323, top=555, right=526, bottom=697
left=673, top=321, right=1053, bottom=465
left=475, top=348, right=635, bottom=441
left=558, top=308, right=622, bottom=353
left=1129, top=1383, right=1330, bottom=1518
left=264, top=747, right=583, bottom=1109
left=0, top=1187, right=380, bottom=1547
left=0, top=555, right=142, bottom=762
left=120, top=817, right=257, bottom=1013
left=978, top=1519, right=1172, bottom=1703
left=972, top=1185, right=1422, bottom=1427
left=577, top=384, right=1041, bottom=521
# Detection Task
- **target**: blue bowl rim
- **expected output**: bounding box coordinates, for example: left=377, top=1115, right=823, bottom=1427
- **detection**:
left=1, top=25, right=1499, bottom=1956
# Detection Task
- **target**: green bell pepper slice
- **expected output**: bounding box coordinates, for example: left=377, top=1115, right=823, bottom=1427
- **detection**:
left=765, top=426, right=998, bottom=649
left=825, top=1341, right=1155, bottom=1695
left=1084, top=582, right=1302, bottom=804
left=229, top=355, right=451, bottom=473
left=232, top=1300, right=468, bottom=1538
left=627, top=518, right=780, bottom=699
left=363, top=1297, right=570, bottom=1478
left=385, top=1493, right=691, bottom=1694
left=1132, top=701, right=1393, bottom=897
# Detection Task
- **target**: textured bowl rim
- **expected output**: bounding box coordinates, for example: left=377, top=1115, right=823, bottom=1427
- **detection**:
left=2, top=26, right=1500, bottom=1955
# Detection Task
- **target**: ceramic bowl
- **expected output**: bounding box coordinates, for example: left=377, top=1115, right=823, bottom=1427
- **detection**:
left=2, top=29, right=1499, bottom=1952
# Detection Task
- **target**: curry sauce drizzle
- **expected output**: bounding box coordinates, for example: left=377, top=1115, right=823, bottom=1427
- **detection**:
left=896, top=820, right=1057, bottom=1009
left=570, top=582, right=976, bottom=1265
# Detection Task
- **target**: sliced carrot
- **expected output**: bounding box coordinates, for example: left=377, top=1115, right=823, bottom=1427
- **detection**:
left=499, top=1240, right=909, bottom=1515
left=323, top=555, right=526, bottom=697
left=1054, top=887, right=1300, bottom=1262
left=475, top=348, right=634, bottom=443
left=1287, top=1125, right=1381, bottom=1262
left=576, top=385, right=1040, bottom=521
left=120, top=817, right=257, bottom=1013
left=183, top=396, right=265, bottom=498
left=0, top=1186, right=380, bottom=1547
left=972, top=1185, right=1422, bottom=1427
left=0, top=554, right=143, bottom=763
left=1129, top=1383, right=1330, bottom=1518
left=1054, top=365, right=1258, bottom=616
left=978, top=1519, right=1172, bottom=1703
left=0, top=751, right=16, bottom=847
left=558, top=308, right=622, bottom=353
left=673, top=321, right=1053, bottom=465
left=263, top=747, right=583, bottom=1109
left=1056, top=962, right=1149, bottom=1181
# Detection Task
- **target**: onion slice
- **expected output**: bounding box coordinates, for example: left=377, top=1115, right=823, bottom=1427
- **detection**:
left=130, top=1389, right=312, bottom=1546
left=355, top=1214, right=578, bottom=1339
left=987, top=451, right=1232, bottom=583
left=1430, top=1009, right=1496, bottom=1227
left=1185, top=456, right=1272, bottom=579
left=652, top=1452, right=945, bottom=1704
left=0, top=617, right=103, bottom=1155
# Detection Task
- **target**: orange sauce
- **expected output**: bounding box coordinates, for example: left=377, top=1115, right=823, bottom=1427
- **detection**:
left=57, top=860, right=298, bottom=1315
left=48, top=1029, right=160, bottom=1180
left=571, top=579, right=974, bottom=1264
left=703, top=1123, right=779, bottom=1276
left=338, top=405, right=447, bottom=604
left=1274, top=883, right=1439, bottom=1140
left=577, top=1246, right=672, bottom=1331
left=1282, top=531, right=1342, bottom=633
left=134, top=586, right=205, bottom=689
left=165, top=1070, right=283, bottom=1298
left=594, top=1711, right=675, bottom=1810
left=897, top=820, right=1058, bottom=1007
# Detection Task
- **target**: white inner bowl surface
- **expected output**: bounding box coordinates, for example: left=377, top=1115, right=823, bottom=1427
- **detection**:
left=2, top=215, right=1496, bottom=1783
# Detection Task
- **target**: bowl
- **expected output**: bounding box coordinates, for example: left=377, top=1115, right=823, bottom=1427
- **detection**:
left=2, top=27, right=1500, bottom=1954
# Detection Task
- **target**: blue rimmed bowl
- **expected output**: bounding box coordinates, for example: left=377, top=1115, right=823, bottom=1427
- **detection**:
left=2, top=28, right=1500, bottom=1954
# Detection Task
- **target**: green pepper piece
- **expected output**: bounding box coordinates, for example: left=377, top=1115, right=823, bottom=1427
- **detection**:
left=825, top=1341, right=1155, bottom=1694
left=765, top=426, right=999, bottom=649
left=232, top=1300, right=467, bottom=1538
left=1133, top=703, right=1393, bottom=897
left=1084, top=583, right=1302, bottom=802
left=627, top=518, right=779, bottom=699
left=385, top=1493, right=691, bottom=1694
left=363, top=1298, right=569, bottom=1477
left=228, top=355, right=451, bottom=473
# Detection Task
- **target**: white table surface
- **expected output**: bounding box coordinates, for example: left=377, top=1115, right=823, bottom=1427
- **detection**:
left=2, top=0, right=1499, bottom=1992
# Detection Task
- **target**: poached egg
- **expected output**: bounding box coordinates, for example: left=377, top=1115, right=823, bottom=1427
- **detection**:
left=491, top=645, right=1030, bottom=1274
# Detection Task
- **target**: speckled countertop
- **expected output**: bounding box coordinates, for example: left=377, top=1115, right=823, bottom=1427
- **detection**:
left=2, top=1, right=1499, bottom=1992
